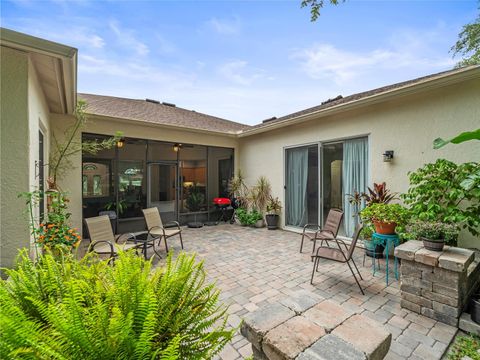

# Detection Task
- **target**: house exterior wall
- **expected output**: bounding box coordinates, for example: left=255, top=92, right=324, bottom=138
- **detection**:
left=1, top=47, right=29, bottom=272
left=50, top=114, right=240, bottom=231
left=238, top=77, right=480, bottom=248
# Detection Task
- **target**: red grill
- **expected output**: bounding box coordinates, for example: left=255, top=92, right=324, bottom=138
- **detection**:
left=213, top=197, right=231, bottom=206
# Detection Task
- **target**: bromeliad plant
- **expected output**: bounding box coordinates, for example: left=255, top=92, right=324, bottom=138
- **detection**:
left=0, top=250, right=234, bottom=360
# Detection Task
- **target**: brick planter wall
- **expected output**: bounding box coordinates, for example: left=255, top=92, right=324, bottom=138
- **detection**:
left=395, top=240, right=477, bottom=327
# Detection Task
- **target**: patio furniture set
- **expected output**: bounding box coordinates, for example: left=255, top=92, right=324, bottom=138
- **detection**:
left=85, top=207, right=184, bottom=260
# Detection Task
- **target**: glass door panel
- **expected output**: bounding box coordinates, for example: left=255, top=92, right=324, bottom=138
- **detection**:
left=147, top=163, right=178, bottom=223
left=285, top=145, right=319, bottom=227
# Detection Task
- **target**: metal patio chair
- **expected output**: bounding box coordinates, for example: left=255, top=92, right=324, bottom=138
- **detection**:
left=142, top=207, right=184, bottom=253
left=84, top=215, right=141, bottom=260
left=299, top=208, right=344, bottom=255
left=310, top=223, right=365, bottom=295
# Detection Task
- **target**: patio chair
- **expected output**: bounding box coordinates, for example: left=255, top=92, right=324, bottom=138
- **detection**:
left=84, top=215, right=141, bottom=260
left=142, top=207, right=184, bottom=253
left=310, top=223, right=364, bottom=295
left=299, top=208, right=344, bottom=255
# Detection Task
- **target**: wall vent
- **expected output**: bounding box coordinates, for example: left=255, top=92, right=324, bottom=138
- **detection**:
left=262, top=116, right=277, bottom=124
left=162, top=102, right=176, bottom=107
left=145, top=98, right=160, bottom=104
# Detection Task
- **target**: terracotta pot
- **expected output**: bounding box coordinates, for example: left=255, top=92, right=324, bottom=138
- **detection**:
left=421, top=237, right=445, bottom=252
left=373, top=221, right=397, bottom=235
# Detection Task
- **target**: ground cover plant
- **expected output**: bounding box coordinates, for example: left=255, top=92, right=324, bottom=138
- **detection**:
left=448, top=334, right=480, bottom=360
left=0, top=250, right=234, bottom=359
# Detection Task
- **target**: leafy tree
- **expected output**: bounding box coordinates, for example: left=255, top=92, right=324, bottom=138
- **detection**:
left=301, top=0, right=343, bottom=22
left=0, top=250, right=234, bottom=359
left=451, top=5, right=480, bottom=67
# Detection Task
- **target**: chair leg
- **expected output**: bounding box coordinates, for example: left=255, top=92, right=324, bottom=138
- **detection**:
left=346, top=260, right=364, bottom=295
left=300, top=233, right=305, bottom=253
left=311, top=257, right=319, bottom=284
left=179, top=232, right=184, bottom=249
left=350, top=257, right=363, bottom=280
left=164, top=236, right=169, bottom=252
left=311, top=239, right=317, bottom=261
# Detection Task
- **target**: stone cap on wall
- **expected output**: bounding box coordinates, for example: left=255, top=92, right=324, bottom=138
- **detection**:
left=241, top=290, right=392, bottom=360
left=394, top=240, right=475, bottom=272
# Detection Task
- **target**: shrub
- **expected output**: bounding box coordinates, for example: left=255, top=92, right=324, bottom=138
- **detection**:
left=407, top=220, right=459, bottom=245
left=402, top=159, right=480, bottom=237
left=447, top=334, right=480, bottom=360
left=0, top=250, right=234, bottom=359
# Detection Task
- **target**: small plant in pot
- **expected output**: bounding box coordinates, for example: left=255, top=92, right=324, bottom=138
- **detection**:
left=265, top=196, right=282, bottom=230
left=360, top=203, right=410, bottom=235
left=360, top=223, right=386, bottom=258
left=408, top=220, right=459, bottom=251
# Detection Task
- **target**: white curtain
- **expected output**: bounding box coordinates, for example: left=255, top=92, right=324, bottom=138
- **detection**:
left=342, top=138, right=368, bottom=237
left=286, top=148, right=309, bottom=227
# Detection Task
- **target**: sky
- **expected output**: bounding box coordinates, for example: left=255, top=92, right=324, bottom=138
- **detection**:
left=1, top=0, right=478, bottom=125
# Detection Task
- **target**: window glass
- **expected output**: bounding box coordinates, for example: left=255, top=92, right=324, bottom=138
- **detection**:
left=179, top=145, right=207, bottom=213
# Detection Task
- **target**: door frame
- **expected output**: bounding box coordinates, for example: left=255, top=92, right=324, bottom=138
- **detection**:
left=147, top=161, right=180, bottom=222
left=283, top=142, right=321, bottom=228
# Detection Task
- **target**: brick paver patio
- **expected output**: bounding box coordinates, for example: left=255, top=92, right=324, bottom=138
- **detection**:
left=153, top=224, right=457, bottom=360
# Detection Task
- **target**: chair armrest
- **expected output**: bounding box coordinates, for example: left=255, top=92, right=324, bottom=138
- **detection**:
left=164, top=221, right=181, bottom=230
left=147, top=225, right=166, bottom=237
left=88, top=240, right=114, bottom=257
left=115, top=233, right=137, bottom=244
left=303, top=224, right=321, bottom=233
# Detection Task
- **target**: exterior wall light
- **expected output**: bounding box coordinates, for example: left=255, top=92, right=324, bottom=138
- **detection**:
left=383, top=150, right=394, bottom=162
left=173, top=143, right=182, bottom=152
left=116, top=138, right=125, bottom=148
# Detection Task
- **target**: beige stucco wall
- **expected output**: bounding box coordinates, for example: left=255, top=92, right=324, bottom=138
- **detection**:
left=0, top=47, right=30, bottom=272
left=238, top=77, right=480, bottom=248
left=50, top=113, right=240, bottom=231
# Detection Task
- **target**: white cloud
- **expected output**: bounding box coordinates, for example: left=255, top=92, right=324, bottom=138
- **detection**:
left=292, top=27, right=455, bottom=85
left=206, top=17, right=240, bottom=35
left=218, top=60, right=265, bottom=86
left=108, top=20, right=149, bottom=56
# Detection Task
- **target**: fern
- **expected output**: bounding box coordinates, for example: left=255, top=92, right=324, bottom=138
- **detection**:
left=0, top=250, right=234, bottom=359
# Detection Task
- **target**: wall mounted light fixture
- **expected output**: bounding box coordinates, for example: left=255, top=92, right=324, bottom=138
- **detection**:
left=173, top=143, right=182, bottom=152
left=383, top=150, right=394, bottom=162
left=116, top=138, right=125, bottom=148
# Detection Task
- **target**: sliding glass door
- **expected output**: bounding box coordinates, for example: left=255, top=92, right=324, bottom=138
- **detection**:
left=285, top=137, right=368, bottom=237
left=285, top=145, right=319, bottom=227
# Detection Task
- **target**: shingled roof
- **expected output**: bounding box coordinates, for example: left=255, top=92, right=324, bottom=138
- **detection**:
left=79, top=93, right=250, bottom=134
left=246, top=65, right=479, bottom=131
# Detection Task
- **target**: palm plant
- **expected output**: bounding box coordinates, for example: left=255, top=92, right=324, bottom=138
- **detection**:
left=0, top=250, right=234, bottom=359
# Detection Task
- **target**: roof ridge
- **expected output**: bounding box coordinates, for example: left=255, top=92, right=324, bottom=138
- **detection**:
left=78, top=92, right=250, bottom=128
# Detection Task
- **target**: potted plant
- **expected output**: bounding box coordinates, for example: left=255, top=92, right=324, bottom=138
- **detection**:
left=236, top=208, right=249, bottom=226
left=408, top=220, right=459, bottom=251
left=360, top=203, right=410, bottom=235
left=265, top=196, right=282, bottom=230
left=249, top=210, right=264, bottom=228
left=360, top=223, right=386, bottom=258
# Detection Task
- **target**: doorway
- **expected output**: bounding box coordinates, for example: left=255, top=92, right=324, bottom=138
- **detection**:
left=147, top=163, right=178, bottom=223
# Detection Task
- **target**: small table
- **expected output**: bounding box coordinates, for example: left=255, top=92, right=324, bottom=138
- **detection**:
left=371, top=232, right=400, bottom=285
left=133, top=232, right=161, bottom=259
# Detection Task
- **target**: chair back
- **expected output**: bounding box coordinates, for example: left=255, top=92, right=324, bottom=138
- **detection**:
left=346, top=223, right=364, bottom=260
left=143, top=207, right=163, bottom=230
left=84, top=215, right=115, bottom=243
left=324, top=208, right=344, bottom=237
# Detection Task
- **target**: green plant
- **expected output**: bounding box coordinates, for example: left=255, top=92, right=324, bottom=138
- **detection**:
left=402, top=159, right=480, bottom=237
left=229, top=170, right=248, bottom=208
left=360, top=203, right=410, bottom=226
left=266, top=196, right=282, bottom=215
left=185, top=183, right=205, bottom=212
left=360, top=223, right=374, bottom=241
left=105, top=199, right=128, bottom=215
left=0, top=250, right=234, bottom=359
left=407, top=221, right=459, bottom=246
left=19, top=190, right=79, bottom=253
left=434, top=128, right=480, bottom=149
left=249, top=176, right=271, bottom=213
left=50, top=99, right=122, bottom=189
left=235, top=208, right=262, bottom=226
left=448, top=334, right=480, bottom=360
